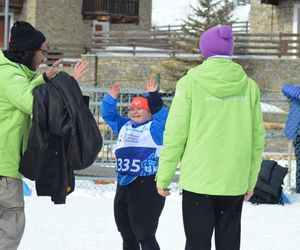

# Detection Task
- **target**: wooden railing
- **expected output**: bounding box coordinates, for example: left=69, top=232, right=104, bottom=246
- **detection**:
left=233, top=21, right=250, bottom=34
left=91, top=31, right=180, bottom=55
left=91, top=31, right=300, bottom=57
left=234, top=33, right=300, bottom=57
left=152, top=21, right=250, bottom=34
left=82, top=0, right=138, bottom=18
left=39, top=32, right=300, bottom=61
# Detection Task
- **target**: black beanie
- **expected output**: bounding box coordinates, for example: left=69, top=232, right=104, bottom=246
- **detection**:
left=9, top=21, right=46, bottom=51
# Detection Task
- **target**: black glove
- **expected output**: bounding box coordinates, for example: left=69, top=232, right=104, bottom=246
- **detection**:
left=146, top=91, right=163, bottom=114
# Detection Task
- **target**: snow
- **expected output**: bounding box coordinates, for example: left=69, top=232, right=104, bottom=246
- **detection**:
left=261, top=102, right=286, bottom=114
left=18, top=180, right=300, bottom=250
left=152, top=0, right=250, bottom=26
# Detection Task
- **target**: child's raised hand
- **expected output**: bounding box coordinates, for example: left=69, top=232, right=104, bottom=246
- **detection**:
left=144, top=77, right=158, bottom=93
left=109, top=82, right=120, bottom=99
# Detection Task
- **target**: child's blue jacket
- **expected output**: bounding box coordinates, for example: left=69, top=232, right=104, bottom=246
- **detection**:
left=101, top=92, right=168, bottom=185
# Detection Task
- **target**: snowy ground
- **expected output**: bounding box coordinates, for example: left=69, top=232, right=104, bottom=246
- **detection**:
left=18, top=180, right=300, bottom=250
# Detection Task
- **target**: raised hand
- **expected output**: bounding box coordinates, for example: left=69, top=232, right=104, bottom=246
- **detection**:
left=144, top=77, right=158, bottom=93
left=46, top=58, right=62, bottom=79
left=109, top=82, right=120, bottom=99
left=70, top=60, right=89, bottom=82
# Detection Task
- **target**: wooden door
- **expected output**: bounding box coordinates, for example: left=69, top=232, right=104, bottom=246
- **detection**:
left=0, top=17, right=4, bottom=47
left=0, top=16, right=10, bottom=48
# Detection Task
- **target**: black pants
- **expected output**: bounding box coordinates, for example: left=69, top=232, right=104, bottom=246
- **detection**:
left=182, top=190, right=244, bottom=250
left=114, top=175, right=165, bottom=250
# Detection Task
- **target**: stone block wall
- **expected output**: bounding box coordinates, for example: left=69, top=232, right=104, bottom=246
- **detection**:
left=38, top=54, right=300, bottom=99
left=34, top=0, right=93, bottom=48
left=94, top=55, right=184, bottom=91
left=92, top=55, right=300, bottom=95
left=14, top=0, right=36, bottom=24
left=249, top=0, right=293, bottom=33
left=236, top=57, right=300, bottom=93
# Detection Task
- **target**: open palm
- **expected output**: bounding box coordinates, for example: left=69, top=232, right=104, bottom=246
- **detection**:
left=109, top=82, right=120, bottom=99
left=144, top=77, right=158, bottom=93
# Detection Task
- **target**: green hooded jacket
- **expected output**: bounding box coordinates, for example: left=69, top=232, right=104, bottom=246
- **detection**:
left=0, top=50, right=45, bottom=178
left=156, top=58, right=265, bottom=195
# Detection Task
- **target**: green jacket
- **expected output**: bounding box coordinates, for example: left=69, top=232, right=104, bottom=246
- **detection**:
left=0, top=50, right=45, bottom=178
left=156, top=58, right=265, bottom=195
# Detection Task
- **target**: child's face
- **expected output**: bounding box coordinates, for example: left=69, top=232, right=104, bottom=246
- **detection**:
left=129, top=108, right=151, bottom=123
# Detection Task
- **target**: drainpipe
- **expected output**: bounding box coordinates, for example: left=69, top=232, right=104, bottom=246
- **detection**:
left=4, top=0, right=9, bottom=49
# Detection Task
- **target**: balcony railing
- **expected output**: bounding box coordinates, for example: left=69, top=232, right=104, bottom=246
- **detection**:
left=0, top=0, right=24, bottom=12
left=82, top=0, right=139, bottom=20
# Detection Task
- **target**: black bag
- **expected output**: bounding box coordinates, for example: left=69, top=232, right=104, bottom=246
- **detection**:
left=249, top=160, right=288, bottom=205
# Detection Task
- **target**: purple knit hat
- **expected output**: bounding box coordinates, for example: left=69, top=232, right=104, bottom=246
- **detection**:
left=199, top=25, right=234, bottom=59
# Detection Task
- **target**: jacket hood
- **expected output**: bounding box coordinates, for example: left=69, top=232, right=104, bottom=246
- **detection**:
left=0, top=50, right=36, bottom=80
left=187, top=57, right=248, bottom=98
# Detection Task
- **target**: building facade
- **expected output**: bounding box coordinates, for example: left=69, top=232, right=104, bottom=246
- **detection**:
left=249, top=0, right=300, bottom=33
left=0, top=0, right=152, bottom=48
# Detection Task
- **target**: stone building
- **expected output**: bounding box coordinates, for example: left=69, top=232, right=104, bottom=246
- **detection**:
left=249, top=0, right=300, bottom=33
left=0, top=0, right=152, bottom=48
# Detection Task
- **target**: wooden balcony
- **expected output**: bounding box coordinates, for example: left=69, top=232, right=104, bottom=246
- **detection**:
left=82, top=0, right=139, bottom=23
left=0, top=0, right=24, bottom=13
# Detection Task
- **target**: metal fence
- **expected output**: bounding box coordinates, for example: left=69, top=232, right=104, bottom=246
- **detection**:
left=75, top=86, right=296, bottom=193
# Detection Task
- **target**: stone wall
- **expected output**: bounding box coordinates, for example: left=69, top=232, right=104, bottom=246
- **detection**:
left=14, top=0, right=36, bottom=24
left=38, top=54, right=300, bottom=98
left=34, top=0, right=93, bottom=48
left=91, top=56, right=300, bottom=96
left=236, top=57, right=300, bottom=93
left=249, top=0, right=294, bottom=33
left=93, top=55, right=184, bottom=91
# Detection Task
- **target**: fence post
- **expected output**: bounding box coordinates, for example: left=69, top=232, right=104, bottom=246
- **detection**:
left=81, top=53, right=97, bottom=87
left=133, top=41, right=136, bottom=56
left=287, top=140, right=293, bottom=190
left=156, top=73, right=160, bottom=91
left=279, top=32, right=283, bottom=58
left=298, top=33, right=300, bottom=58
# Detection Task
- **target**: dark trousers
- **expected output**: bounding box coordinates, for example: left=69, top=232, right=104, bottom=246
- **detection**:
left=293, top=134, right=300, bottom=193
left=182, top=190, right=244, bottom=250
left=114, top=175, right=165, bottom=250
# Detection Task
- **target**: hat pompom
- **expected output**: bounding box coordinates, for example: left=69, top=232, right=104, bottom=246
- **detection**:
left=219, top=25, right=233, bottom=39
left=199, top=24, right=234, bottom=59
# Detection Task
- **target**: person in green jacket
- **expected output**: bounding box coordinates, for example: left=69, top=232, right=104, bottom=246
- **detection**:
left=156, top=25, right=265, bottom=250
left=0, top=21, right=88, bottom=250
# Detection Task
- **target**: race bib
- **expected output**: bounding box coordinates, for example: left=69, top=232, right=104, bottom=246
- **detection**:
left=115, top=147, right=159, bottom=176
